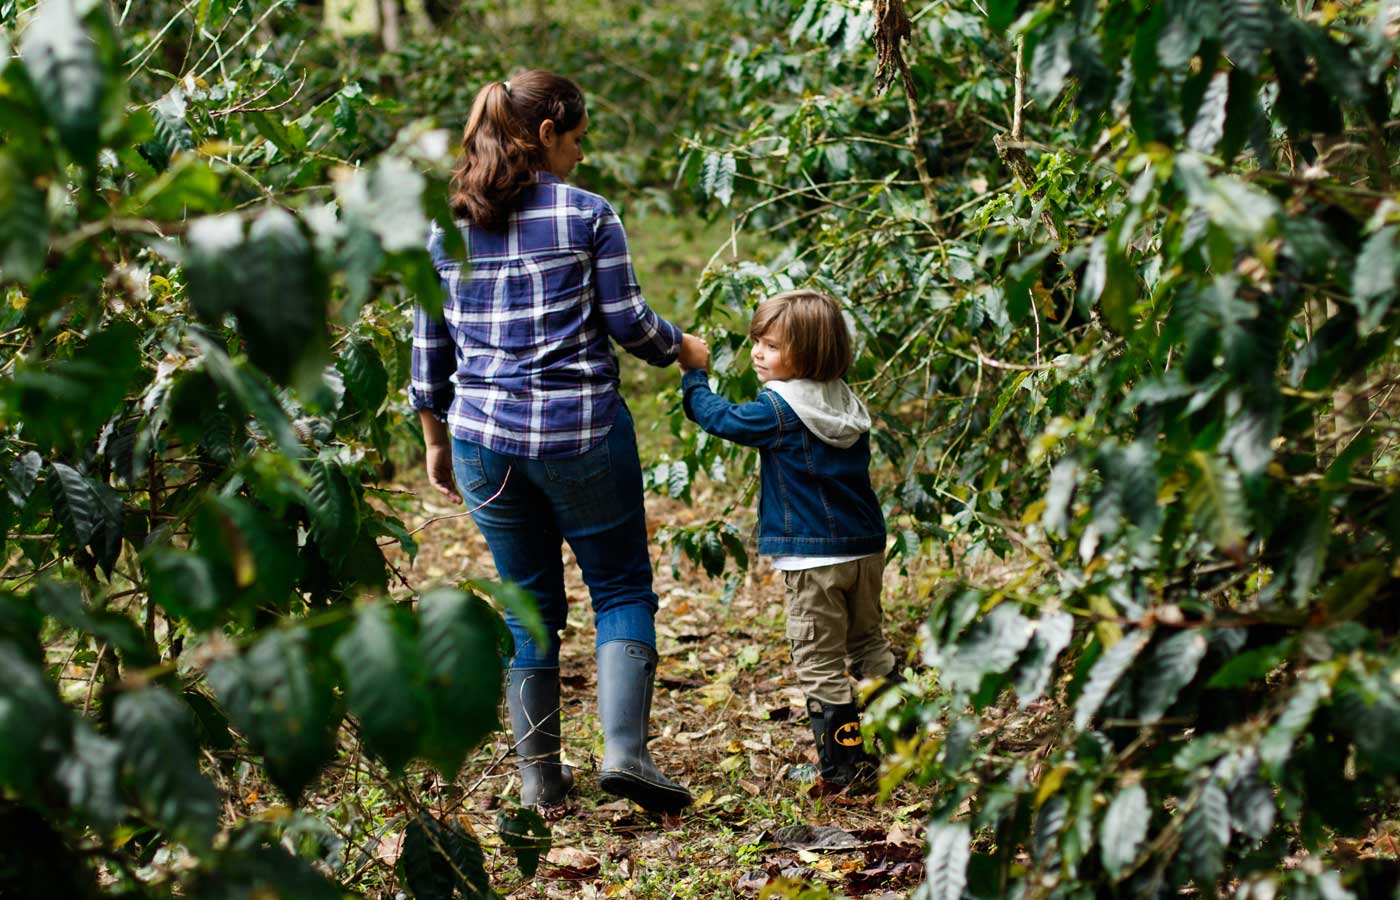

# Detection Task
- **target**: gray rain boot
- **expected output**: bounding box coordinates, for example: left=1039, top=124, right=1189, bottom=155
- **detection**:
left=596, top=640, right=692, bottom=813
left=506, top=667, right=574, bottom=808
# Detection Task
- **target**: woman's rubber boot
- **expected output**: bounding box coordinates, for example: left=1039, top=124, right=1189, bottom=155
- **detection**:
left=596, top=640, right=693, bottom=814
left=506, top=667, right=574, bottom=808
left=807, top=697, right=877, bottom=788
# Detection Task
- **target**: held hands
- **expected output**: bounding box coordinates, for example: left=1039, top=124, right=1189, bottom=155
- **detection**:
left=678, top=332, right=710, bottom=372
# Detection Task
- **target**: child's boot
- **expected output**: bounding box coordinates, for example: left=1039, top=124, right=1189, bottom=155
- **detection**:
left=505, top=667, right=574, bottom=808
left=806, top=697, right=877, bottom=787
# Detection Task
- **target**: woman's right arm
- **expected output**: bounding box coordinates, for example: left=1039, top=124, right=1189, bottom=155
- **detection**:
left=591, top=201, right=685, bottom=366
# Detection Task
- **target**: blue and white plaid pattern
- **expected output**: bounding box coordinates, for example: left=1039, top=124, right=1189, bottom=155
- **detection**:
left=411, top=173, right=681, bottom=458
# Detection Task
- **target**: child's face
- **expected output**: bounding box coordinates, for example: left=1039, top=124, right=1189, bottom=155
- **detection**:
left=750, top=329, right=797, bottom=383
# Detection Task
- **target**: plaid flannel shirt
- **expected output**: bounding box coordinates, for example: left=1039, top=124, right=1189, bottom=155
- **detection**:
left=410, top=173, right=681, bottom=458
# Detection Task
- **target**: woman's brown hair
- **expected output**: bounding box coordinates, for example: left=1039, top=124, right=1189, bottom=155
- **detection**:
left=449, top=70, right=586, bottom=230
left=749, top=289, right=853, bottom=381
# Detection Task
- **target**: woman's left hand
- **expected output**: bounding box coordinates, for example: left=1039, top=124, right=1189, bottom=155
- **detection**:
left=425, top=443, right=462, bottom=504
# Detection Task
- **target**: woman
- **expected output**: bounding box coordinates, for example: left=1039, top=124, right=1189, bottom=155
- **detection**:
left=410, top=70, right=706, bottom=814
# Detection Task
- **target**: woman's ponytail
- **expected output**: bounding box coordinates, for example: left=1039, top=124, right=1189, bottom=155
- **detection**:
left=450, top=71, right=586, bottom=231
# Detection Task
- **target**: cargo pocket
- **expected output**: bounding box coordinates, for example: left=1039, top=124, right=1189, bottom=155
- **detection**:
left=785, top=615, right=816, bottom=642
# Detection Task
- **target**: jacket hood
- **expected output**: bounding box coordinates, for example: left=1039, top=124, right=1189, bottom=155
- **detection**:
left=765, top=379, right=871, bottom=449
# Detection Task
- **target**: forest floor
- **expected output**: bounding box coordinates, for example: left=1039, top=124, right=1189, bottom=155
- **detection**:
left=363, top=213, right=943, bottom=899
left=376, top=468, right=937, bottom=900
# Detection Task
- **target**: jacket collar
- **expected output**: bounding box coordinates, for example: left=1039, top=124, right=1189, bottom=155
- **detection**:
left=534, top=171, right=564, bottom=185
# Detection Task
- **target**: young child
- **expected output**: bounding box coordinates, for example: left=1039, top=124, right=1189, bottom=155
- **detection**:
left=680, top=289, right=898, bottom=786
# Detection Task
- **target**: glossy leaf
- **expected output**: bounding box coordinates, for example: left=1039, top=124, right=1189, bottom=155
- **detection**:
left=208, top=627, right=341, bottom=802
left=1099, top=783, right=1149, bottom=879
left=113, top=686, right=220, bottom=847
left=417, top=588, right=505, bottom=777
left=1074, top=630, right=1150, bottom=731
left=334, top=604, right=429, bottom=773
left=497, top=807, right=550, bottom=879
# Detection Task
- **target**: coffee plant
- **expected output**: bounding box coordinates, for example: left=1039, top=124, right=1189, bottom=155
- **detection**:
left=0, top=0, right=567, bottom=896
left=5, top=0, right=1400, bottom=897
left=670, top=0, right=1400, bottom=897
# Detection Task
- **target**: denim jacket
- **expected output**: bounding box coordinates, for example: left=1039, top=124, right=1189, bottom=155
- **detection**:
left=681, top=370, right=886, bottom=557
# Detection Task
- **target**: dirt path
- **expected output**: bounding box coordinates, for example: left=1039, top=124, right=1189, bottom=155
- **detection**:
left=383, top=469, right=931, bottom=899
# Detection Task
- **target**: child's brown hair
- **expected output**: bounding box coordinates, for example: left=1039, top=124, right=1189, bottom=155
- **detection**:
left=749, top=289, right=852, bottom=381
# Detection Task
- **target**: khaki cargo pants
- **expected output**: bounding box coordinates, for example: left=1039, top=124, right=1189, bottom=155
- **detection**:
left=782, top=555, right=896, bottom=704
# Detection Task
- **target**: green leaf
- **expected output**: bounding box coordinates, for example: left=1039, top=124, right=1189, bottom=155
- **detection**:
left=1185, top=452, right=1246, bottom=556
left=468, top=578, right=543, bottom=654
left=1228, top=773, right=1275, bottom=840
left=399, top=815, right=492, bottom=900
left=208, top=627, right=341, bottom=802
left=1183, top=781, right=1230, bottom=883
left=667, top=459, right=691, bottom=501
left=497, top=807, right=551, bottom=878
left=986, top=371, right=1030, bottom=434
left=55, top=721, right=123, bottom=833
left=1259, top=677, right=1328, bottom=774
left=1220, top=0, right=1273, bottom=75
left=1013, top=610, right=1074, bottom=706
left=334, top=604, right=429, bottom=773
left=0, top=638, right=71, bottom=793
left=987, top=0, right=1018, bottom=31
left=0, top=152, right=48, bottom=283
left=700, top=530, right=725, bottom=577
left=87, top=476, right=124, bottom=576
left=49, top=461, right=98, bottom=546
left=113, top=685, right=220, bottom=848
left=32, top=579, right=153, bottom=666
left=241, top=207, right=329, bottom=389
left=1029, top=22, right=1074, bottom=107
left=929, top=602, right=1036, bottom=696
left=701, top=152, right=736, bottom=207
left=337, top=156, right=431, bottom=254
left=6, top=450, right=41, bottom=507
left=20, top=0, right=122, bottom=166
left=1206, top=640, right=1293, bottom=689
left=196, top=827, right=346, bottom=900
left=337, top=337, right=389, bottom=417
left=152, top=87, right=194, bottom=156
left=184, top=214, right=249, bottom=321
left=307, top=458, right=359, bottom=563
left=719, top=528, right=748, bottom=572
left=1353, top=226, right=1398, bottom=334
left=921, top=822, right=970, bottom=900
left=12, top=321, right=142, bottom=451
left=210, top=494, right=300, bottom=610
left=1074, top=630, right=1150, bottom=731
left=1136, top=630, right=1208, bottom=723
left=248, top=109, right=307, bottom=157
left=418, top=589, right=505, bottom=777
left=1186, top=71, right=1229, bottom=154
left=193, top=333, right=304, bottom=458
left=123, top=155, right=223, bottom=219
left=143, top=547, right=224, bottom=630
left=1099, top=783, right=1149, bottom=879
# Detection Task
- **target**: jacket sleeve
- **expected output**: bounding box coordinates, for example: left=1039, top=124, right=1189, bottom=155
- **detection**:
left=681, top=369, right=781, bottom=448
left=592, top=200, right=682, bottom=366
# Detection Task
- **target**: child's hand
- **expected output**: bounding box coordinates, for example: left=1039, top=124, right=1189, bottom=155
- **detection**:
left=678, top=333, right=710, bottom=372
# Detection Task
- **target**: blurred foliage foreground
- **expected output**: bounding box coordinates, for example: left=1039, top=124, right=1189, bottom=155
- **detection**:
left=1, top=0, right=1399, bottom=898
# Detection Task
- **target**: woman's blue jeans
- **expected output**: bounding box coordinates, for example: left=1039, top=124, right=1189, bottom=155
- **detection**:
left=450, top=405, right=658, bottom=668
